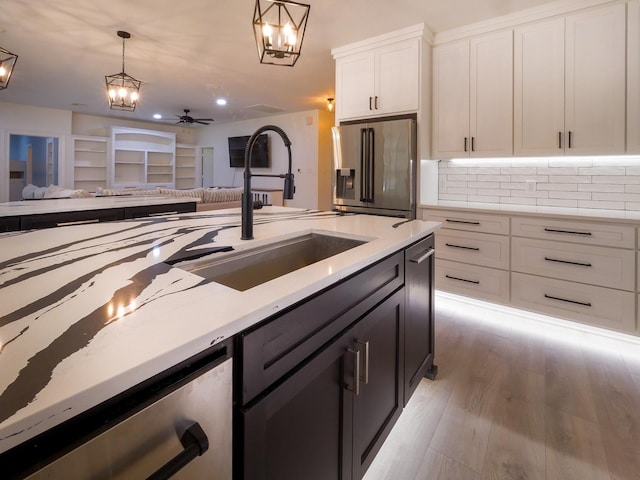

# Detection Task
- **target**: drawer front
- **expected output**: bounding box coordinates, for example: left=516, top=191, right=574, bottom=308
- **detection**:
left=240, top=251, right=404, bottom=405
left=435, top=230, right=510, bottom=269
left=512, top=273, right=636, bottom=334
left=26, top=358, right=233, bottom=480
left=436, top=259, right=509, bottom=304
left=512, top=216, right=635, bottom=248
left=422, top=209, right=509, bottom=235
left=512, top=237, right=635, bottom=291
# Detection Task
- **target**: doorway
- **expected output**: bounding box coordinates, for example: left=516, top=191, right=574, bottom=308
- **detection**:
left=202, top=147, right=215, bottom=188
left=9, top=135, right=59, bottom=201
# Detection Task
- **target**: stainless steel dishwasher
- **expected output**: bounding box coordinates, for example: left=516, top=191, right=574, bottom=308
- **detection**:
left=22, top=345, right=232, bottom=480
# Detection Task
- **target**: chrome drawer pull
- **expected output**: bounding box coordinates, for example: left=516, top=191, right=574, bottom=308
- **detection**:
left=410, top=248, right=435, bottom=264
left=544, top=257, right=592, bottom=267
left=544, top=228, right=592, bottom=236
left=356, top=340, right=370, bottom=385
left=445, top=243, right=480, bottom=251
left=147, top=422, right=209, bottom=480
left=445, top=274, right=479, bottom=285
left=445, top=219, right=480, bottom=226
left=544, top=294, right=592, bottom=308
left=56, top=219, right=100, bottom=226
left=346, top=347, right=360, bottom=396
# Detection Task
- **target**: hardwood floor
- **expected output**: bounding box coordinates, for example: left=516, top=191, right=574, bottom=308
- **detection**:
left=364, top=293, right=640, bottom=480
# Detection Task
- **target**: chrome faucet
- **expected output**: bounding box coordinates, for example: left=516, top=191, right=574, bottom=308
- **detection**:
left=241, top=125, right=295, bottom=240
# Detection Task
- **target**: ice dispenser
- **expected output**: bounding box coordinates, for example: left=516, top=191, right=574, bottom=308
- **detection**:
left=336, top=168, right=356, bottom=200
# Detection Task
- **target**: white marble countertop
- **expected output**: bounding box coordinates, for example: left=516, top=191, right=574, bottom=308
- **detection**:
left=421, top=201, right=640, bottom=224
left=0, top=207, right=439, bottom=453
left=0, top=196, right=198, bottom=217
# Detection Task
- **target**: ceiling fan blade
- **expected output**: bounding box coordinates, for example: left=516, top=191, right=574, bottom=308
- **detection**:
left=195, top=120, right=210, bottom=125
left=194, top=118, right=214, bottom=122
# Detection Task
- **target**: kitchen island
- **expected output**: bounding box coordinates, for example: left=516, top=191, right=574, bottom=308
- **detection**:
left=0, top=195, right=198, bottom=231
left=0, top=207, right=439, bottom=478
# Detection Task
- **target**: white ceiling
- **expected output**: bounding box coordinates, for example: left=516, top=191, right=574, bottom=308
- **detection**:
left=0, top=0, right=555, bottom=126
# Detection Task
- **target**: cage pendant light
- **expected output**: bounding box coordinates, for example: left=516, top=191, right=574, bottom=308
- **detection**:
left=0, top=45, right=19, bottom=90
left=253, top=0, right=310, bottom=67
left=105, top=31, right=141, bottom=111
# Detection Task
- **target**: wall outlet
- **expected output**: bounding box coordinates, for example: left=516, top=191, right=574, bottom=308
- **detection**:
left=525, top=179, right=536, bottom=192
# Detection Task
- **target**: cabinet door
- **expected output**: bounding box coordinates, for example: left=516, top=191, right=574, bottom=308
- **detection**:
left=470, top=30, right=513, bottom=157
left=514, top=17, right=565, bottom=156
left=336, top=51, right=376, bottom=120
left=565, top=3, right=626, bottom=155
left=375, top=39, right=420, bottom=116
left=240, top=333, right=353, bottom=480
left=351, top=289, right=404, bottom=479
left=0, top=216, right=20, bottom=232
left=432, top=41, right=470, bottom=158
left=629, top=1, right=640, bottom=153
left=404, top=236, right=435, bottom=404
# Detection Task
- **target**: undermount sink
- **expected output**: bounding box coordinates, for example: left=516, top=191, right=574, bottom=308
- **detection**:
left=177, top=232, right=368, bottom=291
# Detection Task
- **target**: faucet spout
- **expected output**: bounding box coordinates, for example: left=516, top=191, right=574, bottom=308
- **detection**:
left=242, top=125, right=295, bottom=240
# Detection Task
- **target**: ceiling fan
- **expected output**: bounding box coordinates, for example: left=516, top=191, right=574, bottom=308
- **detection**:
left=175, top=109, right=214, bottom=125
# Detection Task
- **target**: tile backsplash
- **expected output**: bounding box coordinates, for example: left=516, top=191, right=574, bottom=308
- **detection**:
left=438, top=156, right=640, bottom=210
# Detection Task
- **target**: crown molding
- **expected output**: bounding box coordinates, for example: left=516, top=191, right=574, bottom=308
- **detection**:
left=434, top=0, right=623, bottom=45
left=331, top=23, right=433, bottom=58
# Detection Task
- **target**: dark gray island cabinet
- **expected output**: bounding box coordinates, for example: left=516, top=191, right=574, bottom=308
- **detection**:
left=235, top=234, right=435, bottom=480
left=0, top=209, right=438, bottom=480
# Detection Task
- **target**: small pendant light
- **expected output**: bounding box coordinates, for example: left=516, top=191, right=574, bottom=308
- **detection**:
left=105, top=31, right=141, bottom=112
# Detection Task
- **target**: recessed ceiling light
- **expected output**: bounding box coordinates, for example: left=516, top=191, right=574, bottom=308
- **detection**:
left=153, top=113, right=162, bottom=119
left=216, top=98, right=227, bottom=106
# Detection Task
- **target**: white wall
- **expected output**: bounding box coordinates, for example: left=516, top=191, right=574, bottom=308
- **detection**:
left=0, top=102, right=73, bottom=201
left=71, top=113, right=196, bottom=144
left=196, top=110, right=323, bottom=209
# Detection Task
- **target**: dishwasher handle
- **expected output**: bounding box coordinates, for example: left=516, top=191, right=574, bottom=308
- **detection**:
left=409, top=248, right=435, bottom=264
left=147, top=422, right=209, bottom=480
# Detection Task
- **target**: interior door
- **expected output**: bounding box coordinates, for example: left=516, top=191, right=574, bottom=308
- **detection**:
left=201, top=147, right=215, bottom=188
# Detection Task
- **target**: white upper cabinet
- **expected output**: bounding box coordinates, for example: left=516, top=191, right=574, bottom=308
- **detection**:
left=432, top=41, right=470, bottom=158
left=628, top=0, right=640, bottom=153
left=514, top=18, right=565, bottom=156
left=514, top=3, right=626, bottom=156
left=334, top=37, right=420, bottom=120
left=433, top=30, right=513, bottom=159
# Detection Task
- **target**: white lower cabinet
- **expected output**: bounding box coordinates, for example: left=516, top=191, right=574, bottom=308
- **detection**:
left=424, top=207, right=638, bottom=335
left=435, top=230, right=509, bottom=269
left=436, top=259, right=509, bottom=304
left=423, top=208, right=510, bottom=304
left=511, top=237, right=635, bottom=291
left=512, top=273, right=635, bottom=333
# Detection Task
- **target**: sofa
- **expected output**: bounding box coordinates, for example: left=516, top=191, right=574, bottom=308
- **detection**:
left=98, top=187, right=243, bottom=212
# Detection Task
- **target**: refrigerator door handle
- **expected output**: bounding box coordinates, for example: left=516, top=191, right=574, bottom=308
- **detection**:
left=360, top=128, right=367, bottom=202
left=367, top=128, right=375, bottom=202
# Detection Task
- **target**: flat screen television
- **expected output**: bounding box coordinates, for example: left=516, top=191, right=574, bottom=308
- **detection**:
left=228, top=134, right=270, bottom=168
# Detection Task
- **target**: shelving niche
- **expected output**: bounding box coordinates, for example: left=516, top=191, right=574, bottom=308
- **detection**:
left=175, top=144, right=200, bottom=189
left=111, top=127, right=176, bottom=189
left=72, top=135, right=109, bottom=193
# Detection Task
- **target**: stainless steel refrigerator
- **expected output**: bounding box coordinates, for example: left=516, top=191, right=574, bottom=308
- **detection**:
left=332, top=114, right=417, bottom=219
